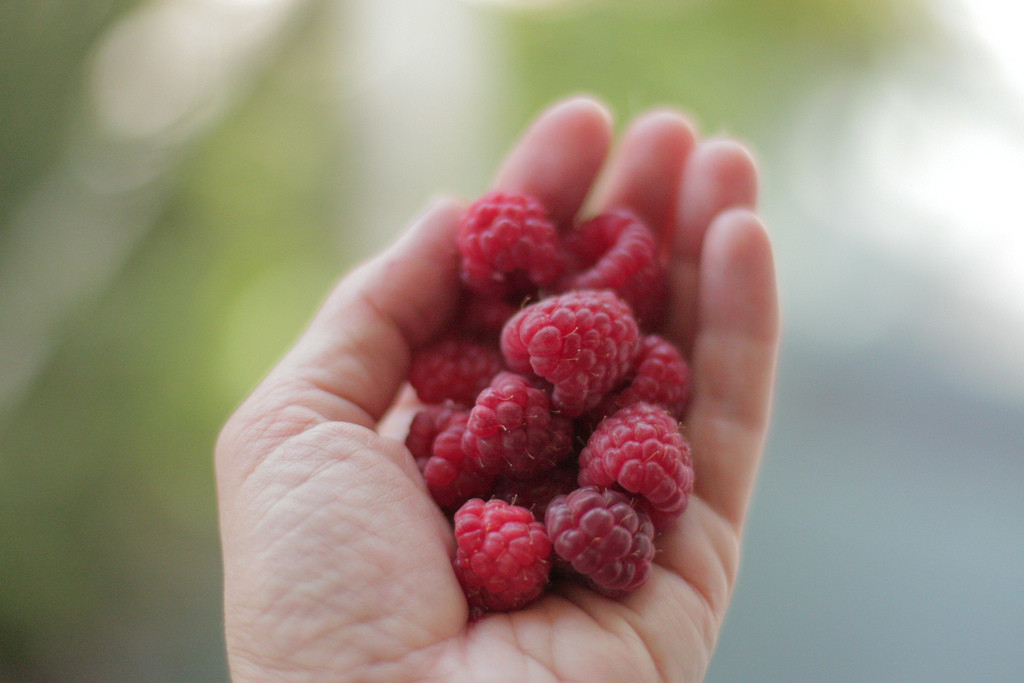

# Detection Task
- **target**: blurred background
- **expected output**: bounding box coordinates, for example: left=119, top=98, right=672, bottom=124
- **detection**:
left=2, top=0, right=1022, bottom=680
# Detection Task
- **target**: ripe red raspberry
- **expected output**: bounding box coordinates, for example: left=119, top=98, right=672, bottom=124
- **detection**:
left=590, top=334, right=691, bottom=422
left=420, top=411, right=496, bottom=511
left=457, top=192, right=563, bottom=297
left=578, top=402, right=694, bottom=525
left=409, top=335, right=505, bottom=405
left=561, top=209, right=667, bottom=328
left=458, top=291, right=521, bottom=340
left=463, top=372, right=574, bottom=478
left=491, top=463, right=579, bottom=521
left=545, top=486, right=655, bottom=596
left=405, top=400, right=467, bottom=466
left=454, top=498, right=552, bottom=613
left=500, top=289, right=640, bottom=417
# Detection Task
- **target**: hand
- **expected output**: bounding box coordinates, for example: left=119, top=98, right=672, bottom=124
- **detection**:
left=215, top=96, right=779, bottom=682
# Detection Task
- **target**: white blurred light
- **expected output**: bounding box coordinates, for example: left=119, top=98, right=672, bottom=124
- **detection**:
left=213, top=0, right=283, bottom=7
left=459, top=0, right=578, bottom=6
left=890, top=117, right=1024, bottom=298
left=341, top=0, right=500, bottom=254
left=858, top=89, right=1024, bottom=315
left=91, top=3, right=223, bottom=140
left=861, top=0, right=1024, bottom=319
left=961, top=0, right=1024, bottom=105
left=89, top=0, right=299, bottom=141
left=782, top=0, right=1024, bottom=400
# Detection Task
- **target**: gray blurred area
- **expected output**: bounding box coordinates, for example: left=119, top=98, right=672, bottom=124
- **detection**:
left=2, top=0, right=1021, bottom=680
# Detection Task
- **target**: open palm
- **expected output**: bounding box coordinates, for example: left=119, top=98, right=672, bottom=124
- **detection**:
left=215, top=96, right=779, bottom=682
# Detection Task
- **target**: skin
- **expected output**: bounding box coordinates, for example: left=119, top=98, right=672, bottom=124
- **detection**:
left=215, top=96, right=780, bottom=682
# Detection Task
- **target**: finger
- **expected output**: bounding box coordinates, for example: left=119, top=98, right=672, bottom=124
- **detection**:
left=686, top=208, right=779, bottom=530
left=675, top=139, right=759, bottom=261
left=589, top=108, right=697, bottom=239
left=217, top=197, right=464, bottom=472
left=273, top=197, right=464, bottom=424
left=665, top=139, right=758, bottom=352
left=377, top=384, right=423, bottom=443
left=492, top=95, right=613, bottom=227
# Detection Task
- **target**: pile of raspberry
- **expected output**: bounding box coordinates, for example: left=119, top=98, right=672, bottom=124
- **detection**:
left=405, top=191, right=695, bottom=615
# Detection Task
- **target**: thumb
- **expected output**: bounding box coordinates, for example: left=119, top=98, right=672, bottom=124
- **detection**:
left=216, top=196, right=464, bottom=486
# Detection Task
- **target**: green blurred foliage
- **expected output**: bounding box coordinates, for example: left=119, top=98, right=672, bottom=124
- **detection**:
left=496, top=0, right=924, bottom=135
left=1, top=2, right=343, bottom=678
left=0, top=1, right=144, bottom=222
left=0, top=0, right=933, bottom=679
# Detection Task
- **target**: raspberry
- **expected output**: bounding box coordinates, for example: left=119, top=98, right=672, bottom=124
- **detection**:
left=457, top=192, right=563, bottom=297
left=500, top=289, right=640, bottom=417
left=421, top=412, right=496, bottom=511
left=491, top=463, right=579, bottom=521
left=590, top=334, right=691, bottom=422
left=405, top=400, right=467, bottom=466
left=463, top=372, right=574, bottom=478
left=409, top=335, right=505, bottom=405
left=403, top=189, right=706, bottom=611
left=578, top=402, right=694, bottom=525
left=545, top=486, right=655, bottom=596
left=457, top=291, right=521, bottom=340
left=561, top=209, right=667, bottom=328
left=635, top=499, right=685, bottom=532
left=453, top=498, right=552, bottom=612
